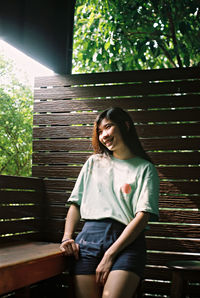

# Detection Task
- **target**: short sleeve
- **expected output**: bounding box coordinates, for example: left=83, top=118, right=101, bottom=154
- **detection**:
left=134, top=163, right=159, bottom=222
left=67, top=159, right=90, bottom=206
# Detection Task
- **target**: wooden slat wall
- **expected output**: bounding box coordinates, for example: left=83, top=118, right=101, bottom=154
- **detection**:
left=0, top=175, right=45, bottom=243
left=33, top=67, right=200, bottom=297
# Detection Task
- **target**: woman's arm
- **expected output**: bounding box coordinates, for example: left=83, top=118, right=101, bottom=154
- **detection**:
left=96, top=211, right=149, bottom=284
left=60, top=204, right=80, bottom=259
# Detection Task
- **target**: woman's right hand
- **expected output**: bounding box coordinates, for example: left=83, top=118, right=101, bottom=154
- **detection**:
left=60, top=239, right=79, bottom=260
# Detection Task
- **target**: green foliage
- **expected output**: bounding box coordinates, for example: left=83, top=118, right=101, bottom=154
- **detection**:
left=73, top=0, right=200, bottom=73
left=0, top=54, right=33, bottom=176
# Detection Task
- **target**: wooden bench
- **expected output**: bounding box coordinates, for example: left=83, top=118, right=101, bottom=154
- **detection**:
left=1, top=67, right=199, bottom=297
left=0, top=175, right=68, bottom=297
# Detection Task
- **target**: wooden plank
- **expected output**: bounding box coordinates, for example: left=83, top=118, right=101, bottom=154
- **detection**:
left=0, top=205, right=41, bottom=220
left=147, top=252, right=200, bottom=266
left=32, top=166, right=81, bottom=178
left=146, top=236, right=200, bottom=253
left=32, top=151, right=200, bottom=166
left=147, top=223, right=200, bottom=239
left=0, top=233, right=41, bottom=244
left=45, top=192, right=200, bottom=209
left=144, top=266, right=171, bottom=281
left=159, top=181, right=199, bottom=195
left=45, top=205, right=200, bottom=224
left=159, top=209, right=200, bottom=224
left=32, top=164, right=200, bottom=179
left=34, top=80, right=200, bottom=100
left=45, top=191, right=200, bottom=209
left=33, top=109, right=200, bottom=125
left=43, top=217, right=200, bottom=239
left=34, top=94, right=200, bottom=113
left=150, top=152, right=200, bottom=165
left=33, top=123, right=200, bottom=139
left=0, top=242, right=67, bottom=295
left=33, top=139, right=92, bottom=151
left=157, top=166, right=200, bottom=179
left=0, top=175, right=44, bottom=191
left=42, top=178, right=199, bottom=195
left=34, top=67, right=200, bottom=87
left=159, top=195, right=200, bottom=209
left=0, top=191, right=42, bottom=204
left=33, top=137, right=200, bottom=151
left=34, top=95, right=200, bottom=113
left=0, top=219, right=41, bottom=235
left=33, top=152, right=90, bottom=165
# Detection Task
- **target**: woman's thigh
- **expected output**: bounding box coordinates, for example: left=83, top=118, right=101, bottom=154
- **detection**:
left=102, top=270, right=140, bottom=298
left=74, top=274, right=102, bottom=298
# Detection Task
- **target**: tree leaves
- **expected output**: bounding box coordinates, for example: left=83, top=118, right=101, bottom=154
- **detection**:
left=72, top=0, right=200, bottom=72
left=0, top=55, right=33, bottom=176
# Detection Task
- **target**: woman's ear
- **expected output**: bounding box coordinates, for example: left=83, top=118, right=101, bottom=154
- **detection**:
left=125, top=121, right=130, bottom=131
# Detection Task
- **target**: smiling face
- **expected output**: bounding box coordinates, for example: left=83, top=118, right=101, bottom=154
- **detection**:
left=98, top=118, right=127, bottom=157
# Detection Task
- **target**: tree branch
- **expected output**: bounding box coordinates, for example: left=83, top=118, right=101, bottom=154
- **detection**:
left=157, top=41, right=177, bottom=67
left=167, top=3, right=183, bottom=67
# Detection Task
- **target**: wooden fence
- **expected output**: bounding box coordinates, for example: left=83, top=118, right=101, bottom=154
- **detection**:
left=32, top=67, right=200, bottom=297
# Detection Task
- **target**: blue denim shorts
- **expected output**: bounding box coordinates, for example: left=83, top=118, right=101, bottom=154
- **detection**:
left=70, top=219, right=146, bottom=278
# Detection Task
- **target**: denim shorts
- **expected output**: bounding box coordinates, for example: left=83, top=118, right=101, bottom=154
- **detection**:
left=70, top=219, right=146, bottom=278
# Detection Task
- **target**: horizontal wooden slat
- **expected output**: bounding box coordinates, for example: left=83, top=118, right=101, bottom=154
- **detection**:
left=32, top=166, right=81, bottom=178
left=45, top=191, right=200, bottom=209
left=0, top=191, right=42, bottom=204
left=44, top=217, right=200, bottom=239
left=33, top=137, right=200, bottom=151
left=159, top=209, right=200, bottom=224
left=0, top=233, right=41, bottom=244
left=33, top=123, right=200, bottom=139
left=147, top=237, right=200, bottom=254
left=158, top=166, right=200, bottom=179
left=144, top=266, right=171, bottom=281
left=34, top=95, right=200, bottom=113
left=44, top=205, right=200, bottom=224
left=147, top=251, right=200, bottom=266
left=34, top=67, right=200, bottom=87
left=34, top=80, right=200, bottom=100
left=33, top=152, right=90, bottom=165
left=159, top=195, right=200, bottom=209
left=32, top=152, right=200, bottom=166
left=0, top=219, right=41, bottom=235
left=0, top=175, right=44, bottom=191
left=159, top=181, right=199, bottom=195
left=42, top=178, right=199, bottom=194
left=32, top=164, right=200, bottom=179
left=0, top=206, right=41, bottom=220
left=33, top=109, right=200, bottom=125
left=147, top=223, right=200, bottom=238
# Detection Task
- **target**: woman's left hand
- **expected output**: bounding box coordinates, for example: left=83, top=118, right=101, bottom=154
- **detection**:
left=95, top=253, right=114, bottom=285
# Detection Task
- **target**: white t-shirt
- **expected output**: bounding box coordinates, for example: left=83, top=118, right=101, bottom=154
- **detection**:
left=68, top=154, right=159, bottom=226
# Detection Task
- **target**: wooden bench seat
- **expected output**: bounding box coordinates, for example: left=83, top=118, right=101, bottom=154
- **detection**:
left=0, top=175, right=68, bottom=297
left=0, top=241, right=66, bottom=295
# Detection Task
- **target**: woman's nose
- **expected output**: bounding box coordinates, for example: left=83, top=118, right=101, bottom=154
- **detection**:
left=102, top=129, right=109, bottom=138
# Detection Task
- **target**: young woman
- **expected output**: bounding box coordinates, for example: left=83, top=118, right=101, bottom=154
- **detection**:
left=60, top=107, right=159, bottom=298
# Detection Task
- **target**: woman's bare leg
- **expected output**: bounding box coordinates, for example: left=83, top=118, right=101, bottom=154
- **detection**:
left=102, top=270, right=140, bottom=298
left=74, top=275, right=102, bottom=298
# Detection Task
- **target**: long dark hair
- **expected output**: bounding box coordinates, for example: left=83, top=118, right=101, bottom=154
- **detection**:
left=92, top=107, right=152, bottom=163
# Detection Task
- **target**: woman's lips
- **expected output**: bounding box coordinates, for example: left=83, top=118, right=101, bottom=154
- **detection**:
left=104, top=137, right=114, bottom=146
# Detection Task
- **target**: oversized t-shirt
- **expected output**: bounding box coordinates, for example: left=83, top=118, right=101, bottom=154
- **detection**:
left=68, top=154, right=159, bottom=225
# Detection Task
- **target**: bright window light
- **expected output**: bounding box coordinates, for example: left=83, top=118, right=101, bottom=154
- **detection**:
left=0, top=39, right=54, bottom=86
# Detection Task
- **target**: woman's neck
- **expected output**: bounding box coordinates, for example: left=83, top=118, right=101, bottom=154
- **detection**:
left=113, top=147, right=135, bottom=160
